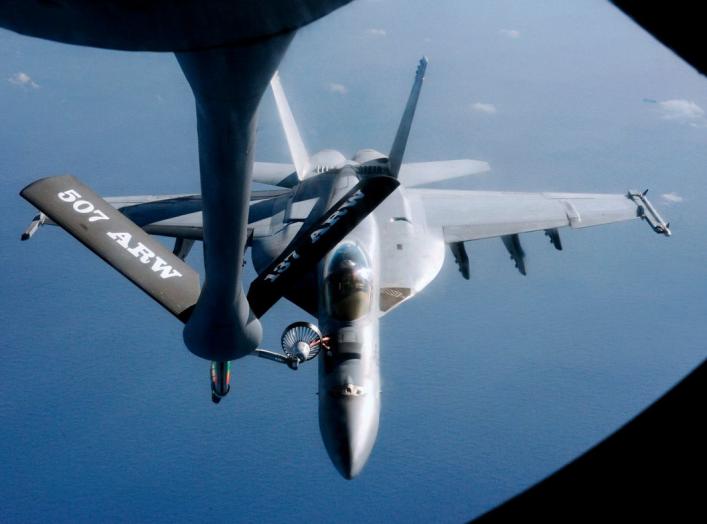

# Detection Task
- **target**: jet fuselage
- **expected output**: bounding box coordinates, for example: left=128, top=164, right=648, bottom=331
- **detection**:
left=251, top=152, right=445, bottom=477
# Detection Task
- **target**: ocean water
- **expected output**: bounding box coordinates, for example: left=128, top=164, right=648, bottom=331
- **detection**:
left=1, top=1, right=705, bottom=522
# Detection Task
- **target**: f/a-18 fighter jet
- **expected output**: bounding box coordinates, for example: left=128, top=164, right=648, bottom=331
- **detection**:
left=20, top=58, right=670, bottom=479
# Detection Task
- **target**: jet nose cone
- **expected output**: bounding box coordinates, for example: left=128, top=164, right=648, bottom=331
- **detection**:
left=320, top=389, right=380, bottom=480
left=334, top=424, right=372, bottom=480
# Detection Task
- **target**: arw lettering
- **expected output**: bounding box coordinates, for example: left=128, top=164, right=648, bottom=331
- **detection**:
left=106, top=232, right=182, bottom=279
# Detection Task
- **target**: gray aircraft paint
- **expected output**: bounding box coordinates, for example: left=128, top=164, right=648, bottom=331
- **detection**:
left=4, top=2, right=702, bottom=519
left=246, top=59, right=668, bottom=477
left=0, top=0, right=351, bottom=51
left=3, top=0, right=351, bottom=363
left=18, top=56, right=670, bottom=478
left=316, top=170, right=382, bottom=479
left=176, top=38, right=296, bottom=361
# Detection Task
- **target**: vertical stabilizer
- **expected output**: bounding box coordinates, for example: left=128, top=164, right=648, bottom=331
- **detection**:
left=270, top=71, right=310, bottom=179
left=388, top=57, right=428, bottom=178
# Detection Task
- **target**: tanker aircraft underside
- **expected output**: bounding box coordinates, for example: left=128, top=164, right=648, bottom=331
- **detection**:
left=20, top=58, right=670, bottom=478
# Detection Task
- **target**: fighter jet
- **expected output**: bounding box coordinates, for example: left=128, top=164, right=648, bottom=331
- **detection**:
left=20, top=58, right=670, bottom=478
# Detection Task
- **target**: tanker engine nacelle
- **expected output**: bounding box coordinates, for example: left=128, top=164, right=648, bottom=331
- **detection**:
left=281, top=321, right=324, bottom=369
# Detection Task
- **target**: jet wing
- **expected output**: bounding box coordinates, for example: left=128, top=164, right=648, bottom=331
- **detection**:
left=413, top=188, right=670, bottom=242
left=24, top=188, right=291, bottom=242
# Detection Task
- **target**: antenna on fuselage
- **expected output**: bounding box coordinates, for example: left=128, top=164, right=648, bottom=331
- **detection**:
left=388, top=56, right=428, bottom=178
left=270, top=71, right=310, bottom=180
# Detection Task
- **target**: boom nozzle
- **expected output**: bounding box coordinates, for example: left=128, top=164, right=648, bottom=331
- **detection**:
left=210, top=361, right=232, bottom=403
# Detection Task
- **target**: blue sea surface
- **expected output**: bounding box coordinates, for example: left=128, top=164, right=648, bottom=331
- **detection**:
left=1, top=1, right=705, bottom=522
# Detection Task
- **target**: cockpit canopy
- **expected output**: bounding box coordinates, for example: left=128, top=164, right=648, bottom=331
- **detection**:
left=324, top=242, right=373, bottom=321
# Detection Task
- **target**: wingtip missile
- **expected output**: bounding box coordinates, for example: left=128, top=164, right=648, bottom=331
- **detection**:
left=20, top=213, right=47, bottom=240
left=655, top=222, right=672, bottom=237
left=627, top=190, right=672, bottom=237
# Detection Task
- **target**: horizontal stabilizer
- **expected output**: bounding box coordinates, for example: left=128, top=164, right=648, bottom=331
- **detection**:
left=399, top=159, right=489, bottom=187
left=248, top=175, right=400, bottom=317
left=252, top=162, right=298, bottom=188
left=20, top=175, right=201, bottom=320
left=104, top=187, right=288, bottom=211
